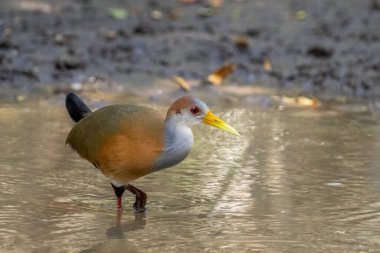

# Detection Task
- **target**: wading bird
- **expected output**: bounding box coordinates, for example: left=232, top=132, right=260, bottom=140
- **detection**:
left=65, top=93, right=239, bottom=212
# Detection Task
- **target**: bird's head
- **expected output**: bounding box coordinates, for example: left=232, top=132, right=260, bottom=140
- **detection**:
left=166, top=96, right=239, bottom=136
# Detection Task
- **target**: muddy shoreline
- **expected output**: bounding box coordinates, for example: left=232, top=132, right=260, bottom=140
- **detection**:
left=0, top=0, right=379, bottom=102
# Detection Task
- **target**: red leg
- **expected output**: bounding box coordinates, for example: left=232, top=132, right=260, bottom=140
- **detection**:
left=116, top=197, right=122, bottom=209
left=111, top=184, right=127, bottom=210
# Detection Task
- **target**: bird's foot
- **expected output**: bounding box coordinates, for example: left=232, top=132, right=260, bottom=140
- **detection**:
left=125, top=184, right=147, bottom=213
left=133, top=203, right=146, bottom=213
left=132, top=192, right=147, bottom=213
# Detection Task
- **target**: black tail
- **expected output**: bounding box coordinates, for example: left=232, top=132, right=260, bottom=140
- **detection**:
left=65, top=93, right=92, bottom=123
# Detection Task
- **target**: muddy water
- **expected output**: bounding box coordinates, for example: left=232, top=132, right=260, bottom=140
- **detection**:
left=1, top=101, right=380, bottom=252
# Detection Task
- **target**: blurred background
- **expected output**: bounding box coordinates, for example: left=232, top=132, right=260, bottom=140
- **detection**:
left=1, top=1, right=380, bottom=253
left=0, top=0, right=380, bottom=105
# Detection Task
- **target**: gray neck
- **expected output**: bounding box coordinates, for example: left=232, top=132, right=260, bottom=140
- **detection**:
left=153, top=119, right=194, bottom=171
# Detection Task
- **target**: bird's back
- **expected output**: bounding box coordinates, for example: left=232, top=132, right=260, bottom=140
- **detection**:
left=66, top=104, right=165, bottom=184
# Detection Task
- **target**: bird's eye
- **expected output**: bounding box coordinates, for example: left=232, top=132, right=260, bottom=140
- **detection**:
left=190, top=106, right=200, bottom=115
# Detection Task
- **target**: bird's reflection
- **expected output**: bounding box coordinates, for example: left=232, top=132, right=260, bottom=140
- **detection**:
left=81, top=211, right=146, bottom=253
left=106, top=210, right=146, bottom=239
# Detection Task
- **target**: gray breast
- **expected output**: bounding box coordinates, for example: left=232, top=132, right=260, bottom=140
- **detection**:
left=153, top=123, right=194, bottom=171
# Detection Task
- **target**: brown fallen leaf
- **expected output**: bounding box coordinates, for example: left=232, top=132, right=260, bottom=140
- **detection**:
left=297, top=96, right=319, bottom=107
left=206, top=63, right=236, bottom=86
left=208, top=0, right=223, bottom=8
left=263, top=58, right=272, bottom=72
left=172, top=75, right=192, bottom=91
left=280, top=96, right=320, bottom=108
left=220, top=85, right=274, bottom=96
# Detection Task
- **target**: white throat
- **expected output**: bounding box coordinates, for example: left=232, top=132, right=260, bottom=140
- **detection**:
left=153, top=119, right=194, bottom=171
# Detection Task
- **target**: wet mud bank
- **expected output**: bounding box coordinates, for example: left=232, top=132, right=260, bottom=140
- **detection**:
left=0, top=0, right=379, bottom=103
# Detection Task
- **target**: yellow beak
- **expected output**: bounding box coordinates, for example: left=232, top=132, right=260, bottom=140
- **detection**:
left=202, top=111, right=240, bottom=136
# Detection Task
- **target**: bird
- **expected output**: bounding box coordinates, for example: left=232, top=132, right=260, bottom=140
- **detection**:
left=65, top=93, right=239, bottom=212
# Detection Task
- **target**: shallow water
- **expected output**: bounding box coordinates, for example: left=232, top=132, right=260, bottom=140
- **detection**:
left=1, top=101, right=380, bottom=253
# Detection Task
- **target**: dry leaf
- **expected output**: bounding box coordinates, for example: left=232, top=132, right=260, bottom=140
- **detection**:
left=208, top=0, right=223, bottom=8
left=280, top=96, right=319, bottom=108
left=220, top=86, right=274, bottom=96
left=280, top=96, right=296, bottom=104
left=207, top=63, right=236, bottom=86
left=263, top=58, right=272, bottom=72
left=172, top=76, right=192, bottom=91
left=297, top=96, right=319, bottom=107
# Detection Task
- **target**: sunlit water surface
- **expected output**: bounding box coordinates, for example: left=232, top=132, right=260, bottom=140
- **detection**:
left=1, top=102, right=380, bottom=253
